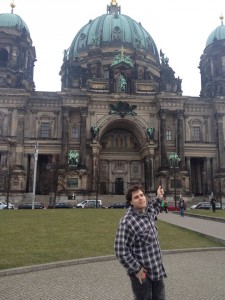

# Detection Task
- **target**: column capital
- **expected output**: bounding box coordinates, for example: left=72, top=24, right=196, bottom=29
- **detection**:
left=214, top=112, right=224, bottom=121
left=159, top=109, right=167, bottom=119
left=177, top=110, right=185, bottom=119
left=80, top=107, right=88, bottom=118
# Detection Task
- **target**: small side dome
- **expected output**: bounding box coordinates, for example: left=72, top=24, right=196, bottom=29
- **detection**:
left=206, top=16, right=225, bottom=47
left=0, top=3, right=35, bottom=91
left=0, top=13, right=30, bottom=34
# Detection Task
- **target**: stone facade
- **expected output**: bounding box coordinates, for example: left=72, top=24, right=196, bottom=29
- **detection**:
left=0, top=1, right=225, bottom=204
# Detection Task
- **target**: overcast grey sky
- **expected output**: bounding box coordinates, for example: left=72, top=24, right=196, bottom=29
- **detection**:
left=1, top=0, right=224, bottom=96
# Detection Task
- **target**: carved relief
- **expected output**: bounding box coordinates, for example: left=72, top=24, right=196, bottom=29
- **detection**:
left=112, top=160, right=128, bottom=175
left=101, top=129, right=138, bottom=149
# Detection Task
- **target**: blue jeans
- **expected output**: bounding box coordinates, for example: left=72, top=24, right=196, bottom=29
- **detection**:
left=129, top=273, right=165, bottom=300
left=180, top=207, right=184, bottom=216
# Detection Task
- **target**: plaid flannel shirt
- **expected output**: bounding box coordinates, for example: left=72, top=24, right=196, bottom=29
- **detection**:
left=114, top=198, right=167, bottom=281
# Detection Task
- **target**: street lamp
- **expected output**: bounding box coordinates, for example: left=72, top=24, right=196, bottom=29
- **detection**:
left=169, top=152, right=181, bottom=208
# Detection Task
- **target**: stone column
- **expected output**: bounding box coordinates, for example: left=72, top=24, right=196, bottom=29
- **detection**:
left=143, top=142, right=155, bottom=192
left=29, top=154, right=35, bottom=192
left=61, top=107, right=70, bottom=164
left=177, top=110, right=185, bottom=168
left=159, top=109, right=167, bottom=168
left=186, top=157, right=192, bottom=194
left=144, top=157, right=152, bottom=193
left=215, top=113, right=225, bottom=168
left=91, top=143, right=101, bottom=190
left=206, top=157, right=212, bottom=194
left=203, top=116, right=209, bottom=142
left=80, top=107, right=88, bottom=167
left=15, top=108, right=25, bottom=166
left=7, top=109, right=13, bottom=137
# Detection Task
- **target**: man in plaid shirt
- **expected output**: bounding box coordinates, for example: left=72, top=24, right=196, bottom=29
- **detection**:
left=114, top=185, right=166, bottom=300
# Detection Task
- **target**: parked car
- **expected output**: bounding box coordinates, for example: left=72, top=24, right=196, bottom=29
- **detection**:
left=190, top=203, right=198, bottom=209
left=3, top=202, right=15, bottom=209
left=108, top=202, right=128, bottom=209
left=166, top=202, right=180, bottom=212
left=47, top=202, right=72, bottom=209
left=0, top=202, right=7, bottom=210
left=76, top=200, right=102, bottom=208
left=191, top=201, right=225, bottom=210
left=18, top=202, right=44, bottom=209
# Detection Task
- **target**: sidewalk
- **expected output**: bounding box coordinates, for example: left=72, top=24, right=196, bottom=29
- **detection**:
left=158, top=211, right=225, bottom=245
left=0, top=213, right=225, bottom=300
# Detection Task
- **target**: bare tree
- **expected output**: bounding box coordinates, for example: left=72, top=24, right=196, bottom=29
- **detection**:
left=0, top=166, right=13, bottom=209
left=93, top=160, right=108, bottom=208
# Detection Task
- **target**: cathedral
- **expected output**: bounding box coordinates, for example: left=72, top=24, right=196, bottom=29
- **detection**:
left=0, top=1, right=225, bottom=205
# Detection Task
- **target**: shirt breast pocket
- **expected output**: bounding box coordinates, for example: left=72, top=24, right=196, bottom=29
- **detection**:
left=138, top=228, right=153, bottom=245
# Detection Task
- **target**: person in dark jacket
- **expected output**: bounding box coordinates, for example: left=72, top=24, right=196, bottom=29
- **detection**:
left=211, top=197, right=216, bottom=213
left=114, top=185, right=166, bottom=300
left=178, top=197, right=186, bottom=217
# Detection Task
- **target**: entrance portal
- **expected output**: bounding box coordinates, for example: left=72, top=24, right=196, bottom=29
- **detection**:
left=115, top=178, right=124, bottom=195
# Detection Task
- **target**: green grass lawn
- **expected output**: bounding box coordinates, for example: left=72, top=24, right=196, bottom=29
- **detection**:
left=186, top=209, right=225, bottom=218
left=0, top=209, right=223, bottom=270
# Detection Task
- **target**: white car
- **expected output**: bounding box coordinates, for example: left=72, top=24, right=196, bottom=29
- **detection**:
left=0, top=202, right=14, bottom=209
left=76, top=200, right=102, bottom=208
left=6, top=203, right=15, bottom=209
left=190, top=201, right=225, bottom=210
left=0, top=202, right=7, bottom=210
left=190, top=204, right=198, bottom=209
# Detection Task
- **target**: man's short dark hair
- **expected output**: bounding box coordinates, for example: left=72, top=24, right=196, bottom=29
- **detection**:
left=126, top=185, right=145, bottom=206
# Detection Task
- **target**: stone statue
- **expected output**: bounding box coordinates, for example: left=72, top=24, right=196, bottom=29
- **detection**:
left=68, top=150, right=79, bottom=166
left=91, top=126, right=99, bottom=139
left=119, top=74, right=126, bottom=92
left=147, top=127, right=155, bottom=140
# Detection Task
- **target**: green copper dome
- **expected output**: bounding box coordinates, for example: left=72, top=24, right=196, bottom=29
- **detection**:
left=0, top=13, right=30, bottom=33
left=69, top=2, right=159, bottom=60
left=206, top=17, right=225, bottom=47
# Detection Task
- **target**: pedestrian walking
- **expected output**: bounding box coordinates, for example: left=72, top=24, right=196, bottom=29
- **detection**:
left=178, top=197, right=186, bottom=217
left=211, top=197, right=216, bottom=213
left=114, top=185, right=166, bottom=300
left=164, top=201, right=168, bottom=213
left=160, top=199, right=165, bottom=213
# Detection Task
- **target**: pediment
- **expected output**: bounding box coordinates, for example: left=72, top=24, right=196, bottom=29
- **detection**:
left=110, top=61, right=133, bottom=70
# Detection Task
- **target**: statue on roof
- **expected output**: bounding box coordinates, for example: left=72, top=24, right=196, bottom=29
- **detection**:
left=111, top=46, right=134, bottom=68
left=68, top=150, right=79, bottom=167
left=91, top=126, right=99, bottom=139
left=119, top=74, right=126, bottom=92
left=91, top=34, right=100, bottom=46
left=147, top=127, right=155, bottom=140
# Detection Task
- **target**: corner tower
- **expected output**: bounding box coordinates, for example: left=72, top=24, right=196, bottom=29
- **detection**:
left=0, top=1, right=36, bottom=91
left=199, top=16, right=225, bottom=98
